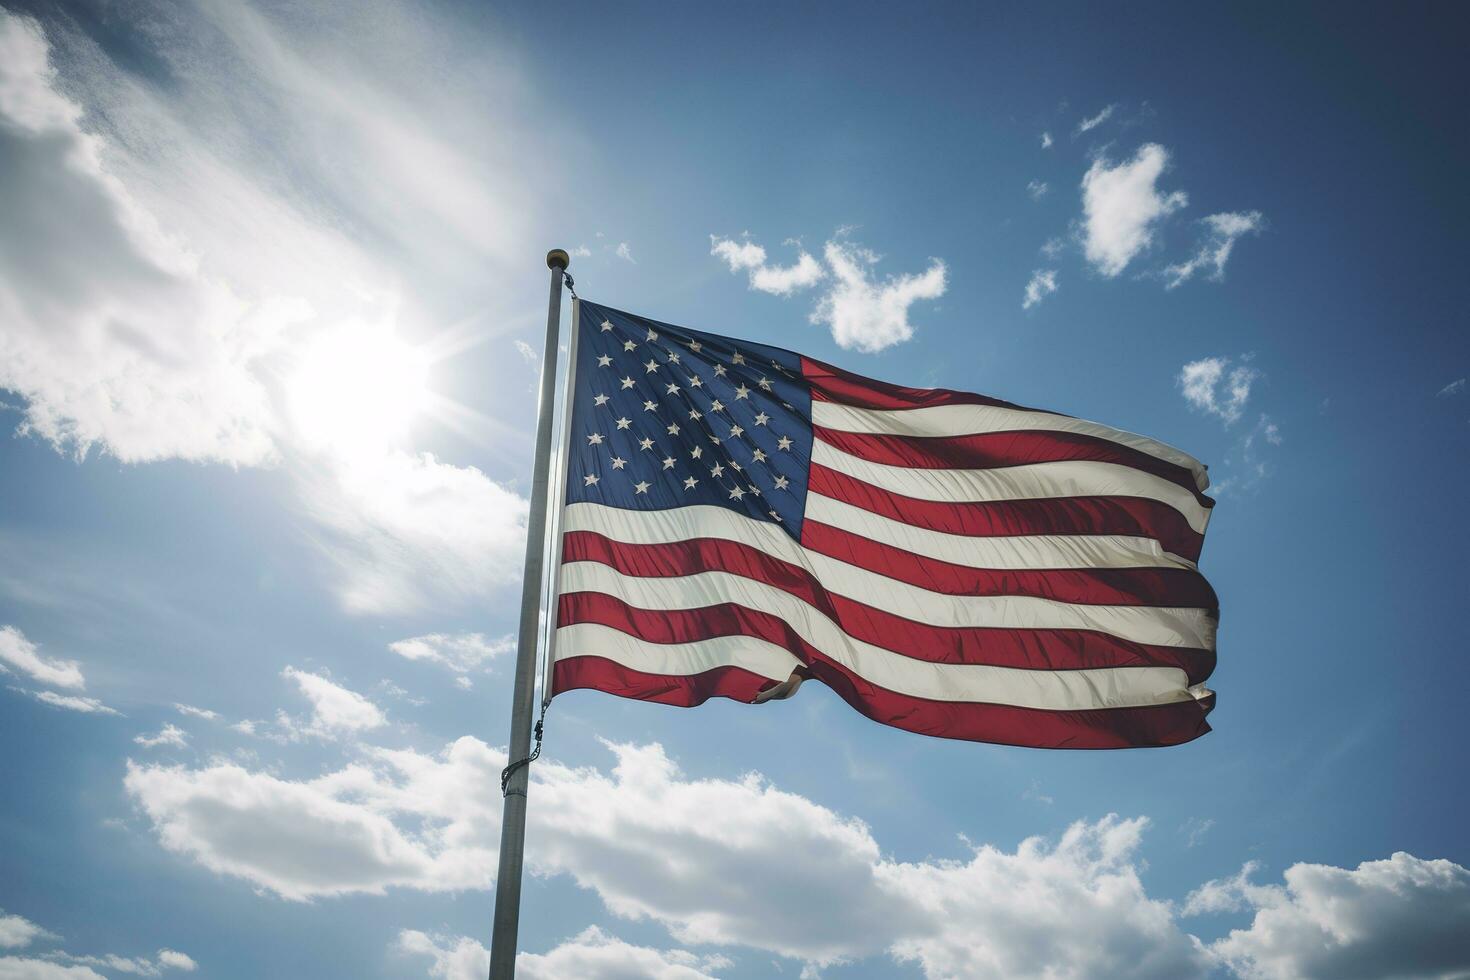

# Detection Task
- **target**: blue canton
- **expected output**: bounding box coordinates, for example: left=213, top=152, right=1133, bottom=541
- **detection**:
left=565, top=301, right=813, bottom=539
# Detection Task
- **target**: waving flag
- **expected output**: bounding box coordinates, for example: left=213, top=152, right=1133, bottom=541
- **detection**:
left=547, top=300, right=1218, bottom=748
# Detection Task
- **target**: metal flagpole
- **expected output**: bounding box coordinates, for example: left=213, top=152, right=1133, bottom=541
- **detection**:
left=488, top=248, right=570, bottom=980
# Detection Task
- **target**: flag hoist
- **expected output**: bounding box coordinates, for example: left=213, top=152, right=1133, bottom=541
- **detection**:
left=487, top=249, right=1220, bottom=978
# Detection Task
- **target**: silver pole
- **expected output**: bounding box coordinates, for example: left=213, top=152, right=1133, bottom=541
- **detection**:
left=488, top=249, right=569, bottom=980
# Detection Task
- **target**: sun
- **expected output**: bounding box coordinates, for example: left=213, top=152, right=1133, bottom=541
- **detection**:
left=287, top=323, right=432, bottom=454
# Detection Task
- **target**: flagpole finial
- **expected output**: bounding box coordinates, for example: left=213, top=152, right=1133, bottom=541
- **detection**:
left=547, top=248, right=570, bottom=270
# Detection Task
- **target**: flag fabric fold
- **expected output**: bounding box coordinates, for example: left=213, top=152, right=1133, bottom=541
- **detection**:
left=548, top=301, right=1218, bottom=749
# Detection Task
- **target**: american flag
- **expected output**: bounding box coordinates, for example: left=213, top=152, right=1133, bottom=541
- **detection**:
left=547, top=301, right=1218, bottom=749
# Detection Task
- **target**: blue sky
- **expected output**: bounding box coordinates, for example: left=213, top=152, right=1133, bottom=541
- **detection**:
left=1, top=2, right=1468, bottom=978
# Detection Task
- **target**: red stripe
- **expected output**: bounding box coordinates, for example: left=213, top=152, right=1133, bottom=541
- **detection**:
left=802, top=356, right=1033, bottom=411
left=552, top=652, right=1213, bottom=749
left=559, top=552, right=1216, bottom=684
left=553, top=655, right=776, bottom=706
left=800, top=521, right=1218, bottom=609
left=809, top=464, right=1205, bottom=563
left=813, top=426, right=1211, bottom=506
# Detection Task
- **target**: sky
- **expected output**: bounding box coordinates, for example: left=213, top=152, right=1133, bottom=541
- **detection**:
left=1, top=1, right=1468, bottom=978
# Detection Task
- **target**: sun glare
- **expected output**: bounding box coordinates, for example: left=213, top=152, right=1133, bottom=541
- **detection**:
left=288, top=325, right=432, bottom=454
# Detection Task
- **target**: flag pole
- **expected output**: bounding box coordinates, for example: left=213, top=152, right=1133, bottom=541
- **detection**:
left=488, top=248, right=570, bottom=980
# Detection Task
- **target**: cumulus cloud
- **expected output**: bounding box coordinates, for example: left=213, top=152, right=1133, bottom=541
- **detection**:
left=1075, top=103, right=1118, bottom=135
left=1189, top=853, right=1470, bottom=980
left=134, top=724, right=188, bottom=749
left=0, top=909, right=195, bottom=977
left=1178, top=356, right=1258, bottom=426
left=1041, top=131, right=1054, bottom=149
left=173, top=704, right=217, bottom=721
left=1081, top=144, right=1189, bottom=277
left=388, top=632, right=513, bottom=679
left=1436, top=378, right=1465, bottom=398
left=1026, top=179, right=1049, bottom=200
left=1163, top=211, right=1265, bottom=288
left=615, top=242, right=635, bottom=263
left=1023, top=270, right=1059, bottom=310
left=709, top=236, right=824, bottom=296
left=810, top=240, right=947, bottom=353
left=280, top=667, right=385, bottom=738
left=0, top=914, right=51, bottom=950
left=399, top=926, right=729, bottom=980
left=0, top=626, right=84, bottom=689
left=21, top=690, right=118, bottom=715
left=0, top=960, right=105, bottom=979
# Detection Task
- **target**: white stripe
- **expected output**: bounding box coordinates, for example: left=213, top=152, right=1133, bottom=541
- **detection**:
left=566, top=500, right=1191, bottom=578
left=812, top=401, right=1210, bottom=492
left=561, top=506, right=1217, bottom=648
left=557, top=611, right=1193, bottom=712
left=805, top=493, right=1197, bottom=571
left=813, top=440, right=1212, bottom=535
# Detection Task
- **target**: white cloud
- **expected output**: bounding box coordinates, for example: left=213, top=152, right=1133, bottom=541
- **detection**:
left=1023, top=270, right=1059, bottom=310
left=1075, top=103, right=1118, bottom=135
left=0, top=959, right=105, bottom=979
left=1041, top=131, right=1054, bottom=149
left=0, top=7, right=535, bottom=615
left=1181, top=817, right=1215, bottom=849
left=1040, top=237, right=1066, bottom=259
left=811, top=240, right=947, bottom=353
left=0, top=626, right=84, bottom=689
left=1178, top=356, right=1258, bottom=426
left=388, top=632, right=513, bottom=677
left=1081, top=144, right=1189, bottom=277
left=21, top=690, right=118, bottom=715
left=134, top=724, right=189, bottom=749
left=280, top=667, right=385, bottom=738
left=154, top=952, right=196, bottom=972
left=0, top=914, right=50, bottom=950
left=1026, top=179, right=1049, bottom=200
left=399, top=926, right=729, bottom=980
left=1190, top=853, right=1470, bottom=980
left=615, top=242, right=635, bottom=263
left=296, top=450, right=528, bottom=615
left=1163, top=211, right=1264, bottom=288
left=1436, top=378, right=1466, bottom=398
left=173, top=704, right=217, bottom=721
left=513, top=340, right=537, bottom=363
left=570, top=245, right=592, bottom=258
left=709, top=236, right=824, bottom=297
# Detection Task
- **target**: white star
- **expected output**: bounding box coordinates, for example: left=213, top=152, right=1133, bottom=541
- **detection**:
left=615, top=417, right=631, bottom=430
left=710, top=399, right=725, bottom=413
left=620, top=376, right=635, bottom=389
left=769, top=509, right=782, bottom=521
left=623, top=339, right=637, bottom=352
left=688, top=375, right=703, bottom=388
left=662, top=456, right=676, bottom=470
left=752, top=448, right=767, bottom=463
left=683, top=476, right=698, bottom=490
left=729, top=486, right=745, bottom=500
left=688, top=340, right=702, bottom=352
left=600, top=319, right=614, bottom=332
left=710, top=462, right=724, bottom=478
left=728, top=424, right=744, bottom=439
left=688, top=408, right=703, bottom=420
left=713, top=363, right=727, bottom=377
left=610, top=456, right=627, bottom=469
left=646, top=328, right=659, bottom=342
left=754, top=412, right=770, bottom=426
left=771, top=359, right=784, bottom=371
left=734, top=383, right=750, bottom=399
left=667, top=351, right=680, bottom=364
left=596, top=354, right=613, bottom=368
left=583, top=473, right=600, bottom=486
left=774, top=475, right=789, bottom=490
left=730, top=460, right=742, bottom=472
left=709, top=435, right=721, bottom=445
left=757, top=376, right=773, bottom=390
left=666, top=422, right=680, bottom=435
left=634, top=480, right=650, bottom=494
left=749, top=485, right=761, bottom=496
left=777, top=435, right=793, bottom=450
left=644, top=359, right=659, bottom=374
left=587, top=433, right=604, bottom=445
left=665, top=382, right=681, bottom=395
left=732, top=352, right=746, bottom=365
left=593, top=393, right=610, bottom=406
left=643, top=400, right=658, bottom=412
left=691, top=446, right=703, bottom=459
left=638, top=437, right=654, bottom=451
